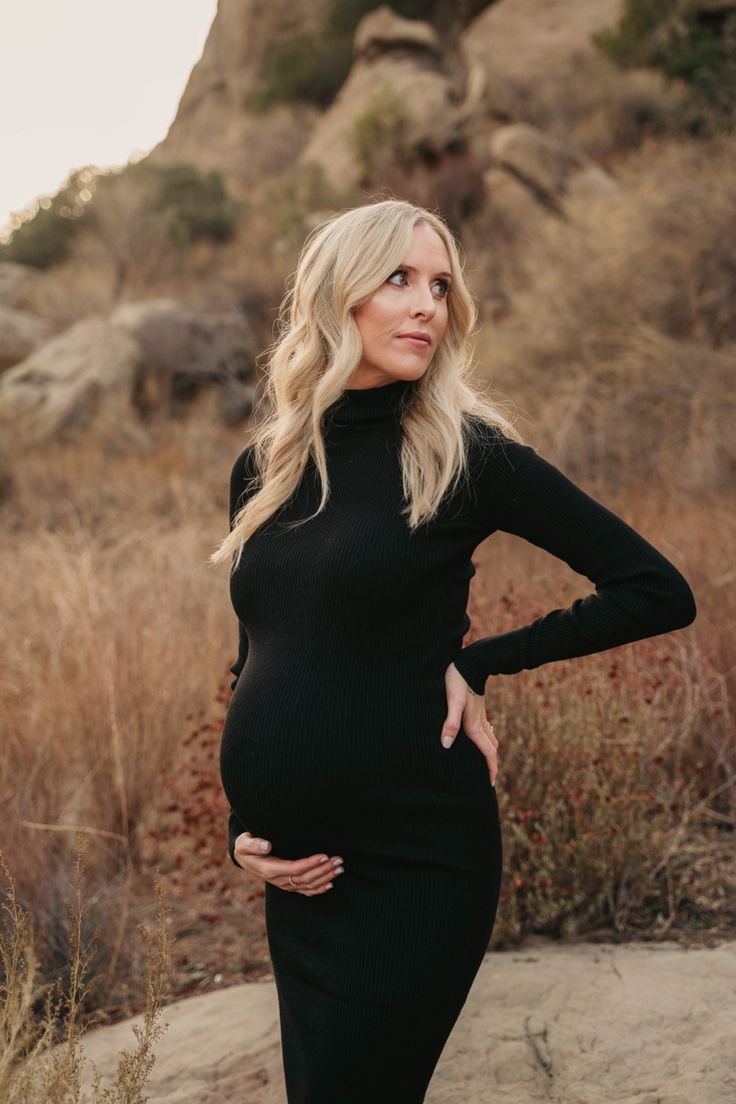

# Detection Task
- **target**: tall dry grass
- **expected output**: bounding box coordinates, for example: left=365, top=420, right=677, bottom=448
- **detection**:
left=0, top=409, right=243, bottom=1018
left=0, top=841, right=171, bottom=1102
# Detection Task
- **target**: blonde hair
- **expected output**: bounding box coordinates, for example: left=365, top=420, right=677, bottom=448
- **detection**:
left=210, top=198, right=524, bottom=572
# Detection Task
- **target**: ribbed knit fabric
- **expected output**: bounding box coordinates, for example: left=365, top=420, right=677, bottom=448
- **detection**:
left=220, top=376, right=696, bottom=1103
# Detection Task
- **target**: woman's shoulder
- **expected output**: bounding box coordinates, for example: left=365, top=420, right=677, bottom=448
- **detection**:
left=461, top=412, right=530, bottom=468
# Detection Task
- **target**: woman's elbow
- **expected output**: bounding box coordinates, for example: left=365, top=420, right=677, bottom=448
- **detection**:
left=668, top=574, right=697, bottom=630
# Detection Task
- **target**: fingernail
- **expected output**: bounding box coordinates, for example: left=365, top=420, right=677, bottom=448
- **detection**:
left=258, top=840, right=269, bottom=852
left=441, top=735, right=453, bottom=748
left=332, top=857, right=343, bottom=867
left=319, top=855, right=329, bottom=863
left=335, top=865, right=344, bottom=874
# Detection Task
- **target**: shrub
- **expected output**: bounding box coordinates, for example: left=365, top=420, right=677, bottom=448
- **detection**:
left=593, top=0, right=736, bottom=126
left=243, top=33, right=354, bottom=113
left=112, top=161, right=240, bottom=248
left=348, top=85, right=416, bottom=182
left=324, top=0, right=492, bottom=37
left=0, top=168, right=94, bottom=269
left=462, top=567, right=734, bottom=947
left=0, top=161, right=239, bottom=277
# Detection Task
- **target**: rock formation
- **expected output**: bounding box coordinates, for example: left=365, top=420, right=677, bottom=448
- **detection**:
left=146, top=0, right=325, bottom=200
left=0, top=303, right=50, bottom=373
left=461, top=0, right=624, bottom=117
left=484, top=122, right=619, bottom=222
left=298, top=6, right=487, bottom=191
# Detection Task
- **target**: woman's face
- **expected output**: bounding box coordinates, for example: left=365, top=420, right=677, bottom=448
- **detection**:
left=349, top=222, right=452, bottom=389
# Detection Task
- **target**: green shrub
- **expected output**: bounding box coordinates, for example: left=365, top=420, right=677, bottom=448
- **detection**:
left=593, top=0, right=674, bottom=66
left=593, top=0, right=736, bottom=122
left=348, top=86, right=415, bottom=182
left=0, top=168, right=93, bottom=269
left=243, top=33, right=354, bottom=112
left=141, top=161, right=239, bottom=247
left=0, top=161, right=239, bottom=274
left=324, top=0, right=491, bottom=37
left=94, top=160, right=240, bottom=249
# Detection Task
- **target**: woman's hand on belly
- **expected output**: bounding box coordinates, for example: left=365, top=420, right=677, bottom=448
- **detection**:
left=232, top=832, right=346, bottom=896
left=441, top=663, right=499, bottom=787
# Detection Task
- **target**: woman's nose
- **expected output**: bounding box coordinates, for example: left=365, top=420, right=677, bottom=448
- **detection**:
left=410, top=285, right=437, bottom=316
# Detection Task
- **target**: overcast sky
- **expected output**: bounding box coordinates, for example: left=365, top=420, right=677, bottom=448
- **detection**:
left=0, top=0, right=219, bottom=241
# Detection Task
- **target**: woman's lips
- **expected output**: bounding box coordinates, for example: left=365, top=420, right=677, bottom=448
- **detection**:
left=396, top=335, right=431, bottom=348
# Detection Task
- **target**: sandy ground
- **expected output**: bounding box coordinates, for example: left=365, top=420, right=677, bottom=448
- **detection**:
left=77, top=936, right=736, bottom=1103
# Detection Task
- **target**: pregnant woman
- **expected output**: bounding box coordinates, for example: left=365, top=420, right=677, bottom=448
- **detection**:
left=210, top=199, right=696, bottom=1103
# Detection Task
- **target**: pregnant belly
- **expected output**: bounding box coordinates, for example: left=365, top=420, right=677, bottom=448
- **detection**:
left=219, top=667, right=494, bottom=859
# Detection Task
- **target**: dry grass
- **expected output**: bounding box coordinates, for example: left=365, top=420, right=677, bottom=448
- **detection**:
left=0, top=410, right=247, bottom=1020
left=0, top=841, right=171, bottom=1102
left=463, top=535, right=735, bottom=947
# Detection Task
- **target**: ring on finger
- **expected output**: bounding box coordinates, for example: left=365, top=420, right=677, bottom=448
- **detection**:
left=288, top=874, right=298, bottom=888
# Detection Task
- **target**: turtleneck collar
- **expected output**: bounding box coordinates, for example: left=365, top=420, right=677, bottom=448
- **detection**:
left=323, top=377, right=416, bottom=430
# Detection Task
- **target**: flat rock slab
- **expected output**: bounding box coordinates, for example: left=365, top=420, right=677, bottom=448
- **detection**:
left=77, top=938, right=736, bottom=1103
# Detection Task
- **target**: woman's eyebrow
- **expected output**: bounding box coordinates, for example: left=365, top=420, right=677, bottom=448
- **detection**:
left=400, top=264, right=453, bottom=279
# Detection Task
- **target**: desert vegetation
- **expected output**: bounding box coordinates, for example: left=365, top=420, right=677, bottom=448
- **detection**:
left=0, top=845, right=171, bottom=1101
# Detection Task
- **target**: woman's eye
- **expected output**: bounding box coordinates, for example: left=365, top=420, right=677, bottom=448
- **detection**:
left=388, top=269, right=409, bottom=288
left=388, top=269, right=451, bottom=297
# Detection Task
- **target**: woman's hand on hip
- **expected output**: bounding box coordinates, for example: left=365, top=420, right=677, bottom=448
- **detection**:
left=231, top=833, right=345, bottom=896
left=442, top=662, right=499, bottom=787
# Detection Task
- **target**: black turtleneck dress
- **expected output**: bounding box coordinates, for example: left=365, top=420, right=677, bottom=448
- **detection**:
left=219, top=377, right=696, bottom=1104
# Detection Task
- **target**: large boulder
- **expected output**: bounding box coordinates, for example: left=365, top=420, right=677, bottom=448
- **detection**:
left=0, top=299, right=258, bottom=443
left=485, top=123, right=619, bottom=221
left=111, top=300, right=258, bottom=421
left=0, top=315, right=140, bottom=443
left=0, top=304, right=51, bottom=373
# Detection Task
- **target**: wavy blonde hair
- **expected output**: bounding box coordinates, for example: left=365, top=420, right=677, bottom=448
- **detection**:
left=210, top=198, right=524, bottom=572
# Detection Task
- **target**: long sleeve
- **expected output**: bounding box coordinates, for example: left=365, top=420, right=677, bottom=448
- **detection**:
left=225, top=444, right=258, bottom=867
left=452, top=425, right=697, bottom=696
left=227, top=443, right=257, bottom=691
